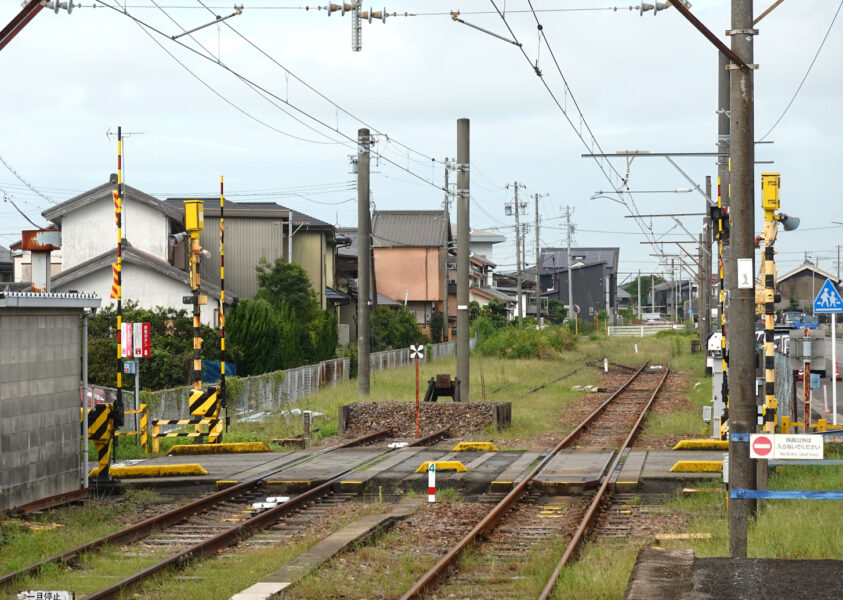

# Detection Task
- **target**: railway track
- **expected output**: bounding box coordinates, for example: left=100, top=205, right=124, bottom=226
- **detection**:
left=399, top=362, right=670, bottom=600
left=0, top=428, right=448, bottom=598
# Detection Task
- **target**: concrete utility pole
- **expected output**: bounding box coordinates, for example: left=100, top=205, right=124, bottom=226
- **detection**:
left=564, top=206, right=574, bottom=323
left=456, top=118, right=470, bottom=402
left=506, top=183, right=525, bottom=325
left=357, top=128, right=371, bottom=396
left=637, top=270, right=642, bottom=318
left=533, top=193, right=547, bottom=325
left=442, top=158, right=453, bottom=342
left=727, top=0, right=757, bottom=558
left=672, top=259, right=677, bottom=321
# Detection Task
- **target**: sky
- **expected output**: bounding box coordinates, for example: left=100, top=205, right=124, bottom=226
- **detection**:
left=1, top=0, right=842, bottom=289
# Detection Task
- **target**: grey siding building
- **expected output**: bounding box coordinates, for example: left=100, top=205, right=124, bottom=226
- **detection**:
left=0, top=291, right=100, bottom=512
left=540, top=247, right=620, bottom=322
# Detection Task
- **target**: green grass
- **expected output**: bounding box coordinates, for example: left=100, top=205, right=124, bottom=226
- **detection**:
left=0, top=488, right=168, bottom=576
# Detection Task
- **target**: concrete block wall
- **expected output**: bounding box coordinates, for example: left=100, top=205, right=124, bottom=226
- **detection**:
left=0, top=308, right=81, bottom=512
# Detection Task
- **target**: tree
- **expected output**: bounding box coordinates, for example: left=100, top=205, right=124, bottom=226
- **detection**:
left=227, top=258, right=339, bottom=375
left=226, top=298, right=285, bottom=375
left=624, top=275, right=664, bottom=311
left=429, top=311, right=444, bottom=343
left=86, top=302, right=222, bottom=390
left=371, top=306, right=426, bottom=351
left=255, top=258, right=319, bottom=320
left=547, top=299, right=567, bottom=323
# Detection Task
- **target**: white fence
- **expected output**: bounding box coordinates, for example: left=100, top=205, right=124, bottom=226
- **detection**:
left=607, top=324, right=674, bottom=337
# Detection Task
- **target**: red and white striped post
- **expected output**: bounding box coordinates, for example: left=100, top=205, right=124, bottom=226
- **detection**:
left=428, top=462, right=436, bottom=503
left=410, top=344, right=425, bottom=438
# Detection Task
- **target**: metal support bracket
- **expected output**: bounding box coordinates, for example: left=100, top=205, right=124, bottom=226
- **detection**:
left=729, top=432, right=750, bottom=442
left=727, top=64, right=759, bottom=70
left=726, top=28, right=759, bottom=36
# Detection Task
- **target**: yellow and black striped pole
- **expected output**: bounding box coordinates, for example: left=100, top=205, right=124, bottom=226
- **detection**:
left=716, top=175, right=729, bottom=440
left=760, top=173, right=781, bottom=433
left=220, top=176, right=228, bottom=432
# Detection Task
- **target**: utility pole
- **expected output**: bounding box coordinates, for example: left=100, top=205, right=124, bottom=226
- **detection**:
left=533, top=192, right=547, bottom=325
left=672, top=258, right=677, bottom=321
left=564, top=206, right=575, bottom=325
left=442, top=158, right=453, bottom=342
left=701, top=176, right=713, bottom=345
left=357, top=128, right=371, bottom=396
left=505, top=182, right=526, bottom=325
left=456, top=118, right=470, bottom=402
left=637, top=270, right=642, bottom=319
left=727, top=0, right=757, bottom=558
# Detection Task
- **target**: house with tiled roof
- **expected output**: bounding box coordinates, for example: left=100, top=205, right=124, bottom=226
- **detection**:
left=371, top=210, right=451, bottom=334
left=40, top=174, right=231, bottom=324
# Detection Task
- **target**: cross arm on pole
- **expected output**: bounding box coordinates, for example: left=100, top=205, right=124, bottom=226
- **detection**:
left=669, top=0, right=750, bottom=71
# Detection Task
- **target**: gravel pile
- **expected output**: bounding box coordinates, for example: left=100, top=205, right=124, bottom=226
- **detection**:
left=341, top=401, right=509, bottom=438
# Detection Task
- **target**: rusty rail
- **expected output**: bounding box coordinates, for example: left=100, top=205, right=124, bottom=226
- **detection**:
left=399, top=363, right=650, bottom=600
left=537, top=367, right=671, bottom=600
left=0, top=428, right=394, bottom=587
left=81, top=427, right=449, bottom=600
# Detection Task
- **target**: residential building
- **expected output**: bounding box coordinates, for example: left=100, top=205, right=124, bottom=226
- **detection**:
left=40, top=174, right=230, bottom=324
left=162, top=199, right=340, bottom=310
left=0, top=245, right=12, bottom=282
left=540, top=247, right=620, bottom=322
left=777, top=262, right=840, bottom=314
left=371, top=210, right=450, bottom=332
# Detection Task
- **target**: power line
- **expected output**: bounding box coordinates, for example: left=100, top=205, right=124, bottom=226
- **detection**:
left=1, top=187, right=43, bottom=229
left=760, top=0, right=843, bottom=141
left=94, top=1, right=446, bottom=192
left=0, top=154, right=55, bottom=204
left=193, top=1, right=442, bottom=166
left=488, top=1, right=666, bottom=267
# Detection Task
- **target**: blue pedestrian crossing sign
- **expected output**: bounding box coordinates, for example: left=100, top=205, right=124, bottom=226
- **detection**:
left=813, top=278, right=843, bottom=313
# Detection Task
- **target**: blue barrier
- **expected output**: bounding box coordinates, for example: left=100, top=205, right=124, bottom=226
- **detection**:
left=730, top=489, right=843, bottom=500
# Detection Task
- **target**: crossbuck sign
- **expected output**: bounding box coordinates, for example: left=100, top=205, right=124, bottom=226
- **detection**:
left=410, top=344, right=425, bottom=360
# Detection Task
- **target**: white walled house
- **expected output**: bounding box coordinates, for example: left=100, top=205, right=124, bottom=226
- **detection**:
left=42, top=175, right=233, bottom=324
left=43, top=174, right=180, bottom=270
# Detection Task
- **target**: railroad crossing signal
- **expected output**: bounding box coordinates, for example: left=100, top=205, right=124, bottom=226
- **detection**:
left=813, top=278, right=843, bottom=314
left=410, top=344, right=425, bottom=360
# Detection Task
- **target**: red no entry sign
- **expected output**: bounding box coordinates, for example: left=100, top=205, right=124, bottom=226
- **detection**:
left=750, top=434, right=773, bottom=458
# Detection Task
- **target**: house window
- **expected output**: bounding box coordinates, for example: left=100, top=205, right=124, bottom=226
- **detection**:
left=213, top=309, right=220, bottom=328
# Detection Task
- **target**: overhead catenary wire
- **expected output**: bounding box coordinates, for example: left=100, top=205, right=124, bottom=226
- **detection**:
left=487, top=1, right=668, bottom=268
left=759, top=0, right=843, bottom=141
left=94, top=1, right=448, bottom=193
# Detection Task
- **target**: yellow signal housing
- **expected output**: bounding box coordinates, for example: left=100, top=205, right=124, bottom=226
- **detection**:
left=184, top=199, right=205, bottom=236
left=761, top=172, right=780, bottom=212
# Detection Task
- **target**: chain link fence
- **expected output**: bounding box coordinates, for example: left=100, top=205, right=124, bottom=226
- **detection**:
left=774, top=350, right=795, bottom=420
left=98, top=338, right=477, bottom=421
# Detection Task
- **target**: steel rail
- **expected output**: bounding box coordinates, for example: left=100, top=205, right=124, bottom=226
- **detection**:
left=0, top=428, right=392, bottom=587
left=537, top=366, right=671, bottom=600
left=82, top=427, right=449, bottom=600
left=399, top=363, right=650, bottom=600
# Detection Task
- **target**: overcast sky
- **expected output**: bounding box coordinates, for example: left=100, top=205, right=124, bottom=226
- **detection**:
left=1, top=0, right=841, bottom=287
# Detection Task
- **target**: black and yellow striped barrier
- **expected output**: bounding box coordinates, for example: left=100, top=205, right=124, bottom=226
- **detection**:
left=87, top=404, right=114, bottom=479
left=151, top=417, right=218, bottom=453
left=114, top=404, right=149, bottom=449
left=189, top=386, right=223, bottom=444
